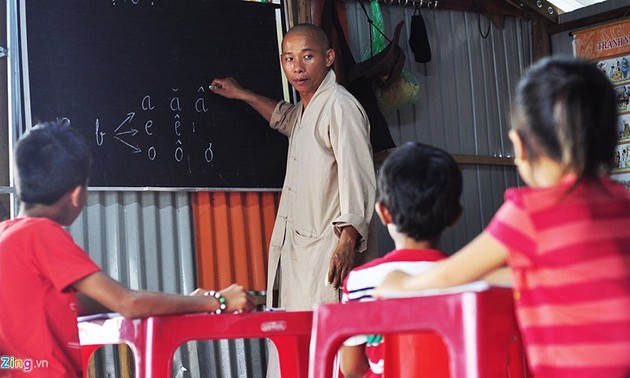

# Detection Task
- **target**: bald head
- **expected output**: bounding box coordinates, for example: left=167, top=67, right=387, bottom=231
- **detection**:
left=279, top=23, right=335, bottom=104
left=285, top=23, right=331, bottom=51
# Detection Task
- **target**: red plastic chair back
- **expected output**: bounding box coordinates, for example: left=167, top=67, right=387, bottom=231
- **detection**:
left=308, top=286, right=528, bottom=378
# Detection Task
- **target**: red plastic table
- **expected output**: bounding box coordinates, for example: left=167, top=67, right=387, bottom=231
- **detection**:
left=79, top=310, right=313, bottom=378
left=79, top=316, right=146, bottom=376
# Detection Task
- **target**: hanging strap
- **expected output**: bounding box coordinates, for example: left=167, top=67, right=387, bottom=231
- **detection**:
left=319, top=0, right=397, bottom=153
left=347, top=20, right=406, bottom=88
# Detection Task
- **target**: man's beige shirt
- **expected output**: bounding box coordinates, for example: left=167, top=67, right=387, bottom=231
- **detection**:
left=266, top=70, right=377, bottom=311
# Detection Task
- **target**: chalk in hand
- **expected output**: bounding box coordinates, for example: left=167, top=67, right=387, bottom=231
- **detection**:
left=209, top=82, right=222, bottom=91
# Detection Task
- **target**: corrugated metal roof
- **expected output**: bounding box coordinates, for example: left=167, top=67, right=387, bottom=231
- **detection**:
left=550, top=0, right=607, bottom=12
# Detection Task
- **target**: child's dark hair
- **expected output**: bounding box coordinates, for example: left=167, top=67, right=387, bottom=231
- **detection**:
left=377, top=142, right=462, bottom=241
left=512, top=56, right=618, bottom=179
left=15, top=120, right=92, bottom=205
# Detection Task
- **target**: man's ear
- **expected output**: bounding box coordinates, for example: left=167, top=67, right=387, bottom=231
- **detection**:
left=325, top=48, right=335, bottom=68
left=375, top=201, right=393, bottom=226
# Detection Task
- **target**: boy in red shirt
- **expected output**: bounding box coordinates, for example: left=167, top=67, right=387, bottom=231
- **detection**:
left=0, top=121, right=256, bottom=377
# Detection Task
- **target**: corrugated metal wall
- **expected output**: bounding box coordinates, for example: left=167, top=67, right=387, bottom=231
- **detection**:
left=73, top=191, right=271, bottom=378
left=73, top=191, right=272, bottom=378
left=71, top=4, right=532, bottom=377
left=70, top=191, right=203, bottom=378
left=70, top=191, right=196, bottom=294
left=344, top=2, right=530, bottom=253
left=345, top=3, right=531, bottom=155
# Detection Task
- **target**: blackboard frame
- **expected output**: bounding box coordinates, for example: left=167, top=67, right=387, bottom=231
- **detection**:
left=19, top=0, right=291, bottom=191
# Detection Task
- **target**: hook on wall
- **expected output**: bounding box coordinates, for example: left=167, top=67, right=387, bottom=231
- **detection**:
left=378, top=0, right=438, bottom=10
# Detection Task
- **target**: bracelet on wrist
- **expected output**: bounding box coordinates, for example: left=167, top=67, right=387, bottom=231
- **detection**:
left=204, top=290, right=227, bottom=314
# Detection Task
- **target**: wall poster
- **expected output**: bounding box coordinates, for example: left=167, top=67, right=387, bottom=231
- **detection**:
left=574, top=19, right=630, bottom=189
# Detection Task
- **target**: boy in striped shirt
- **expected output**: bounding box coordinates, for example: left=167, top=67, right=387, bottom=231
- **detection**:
left=340, top=142, right=463, bottom=377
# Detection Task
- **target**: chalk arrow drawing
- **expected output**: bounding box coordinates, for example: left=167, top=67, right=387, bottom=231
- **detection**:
left=113, top=112, right=141, bottom=153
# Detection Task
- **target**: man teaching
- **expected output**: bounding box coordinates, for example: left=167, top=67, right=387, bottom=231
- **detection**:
left=210, top=23, right=376, bottom=312
left=211, top=23, right=376, bottom=376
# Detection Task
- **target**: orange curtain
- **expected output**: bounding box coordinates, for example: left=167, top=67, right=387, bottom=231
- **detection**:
left=192, top=191, right=280, bottom=291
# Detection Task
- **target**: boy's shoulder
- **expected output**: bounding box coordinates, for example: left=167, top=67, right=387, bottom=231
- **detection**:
left=0, top=217, right=62, bottom=237
left=2, top=216, right=59, bottom=227
left=343, top=248, right=447, bottom=301
left=353, top=248, right=447, bottom=272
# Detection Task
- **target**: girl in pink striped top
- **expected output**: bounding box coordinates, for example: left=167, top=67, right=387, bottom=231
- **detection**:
left=376, top=56, right=630, bottom=377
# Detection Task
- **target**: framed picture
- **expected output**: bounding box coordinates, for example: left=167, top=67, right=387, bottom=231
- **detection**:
left=574, top=20, right=630, bottom=189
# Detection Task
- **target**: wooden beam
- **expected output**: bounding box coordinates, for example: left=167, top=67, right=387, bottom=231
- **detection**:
left=532, top=18, right=552, bottom=61
left=375, top=149, right=514, bottom=166
left=393, top=0, right=525, bottom=17
left=334, top=0, right=538, bottom=19
left=516, top=0, right=559, bottom=24
left=309, top=0, right=555, bottom=27
left=287, top=0, right=312, bottom=27
left=548, top=7, right=630, bottom=35
left=452, top=154, right=515, bottom=166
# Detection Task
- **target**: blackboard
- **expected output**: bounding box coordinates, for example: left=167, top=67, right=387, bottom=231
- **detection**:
left=23, top=0, right=289, bottom=189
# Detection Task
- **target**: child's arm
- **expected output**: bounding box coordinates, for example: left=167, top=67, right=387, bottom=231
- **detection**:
left=73, top=271, right=255, bottom=318
left=481, top=266, right=512, bottom=286
left=375, top=231, right=508, bottom=295
left=76, top=292, right=113, bottom=316
left=339, top=344, right=370, bottom=378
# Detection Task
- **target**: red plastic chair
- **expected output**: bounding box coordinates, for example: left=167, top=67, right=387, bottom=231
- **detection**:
left=309, top=286, right=528, bottom=378
left=383, top=332, right=450, bottom=377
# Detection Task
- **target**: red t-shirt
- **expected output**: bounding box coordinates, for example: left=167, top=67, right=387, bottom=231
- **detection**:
left=342, top=249, right=446, bottom=377
left=487, top=176, right=630, bottom=377
left=0, top=217, right=100, bottom=377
